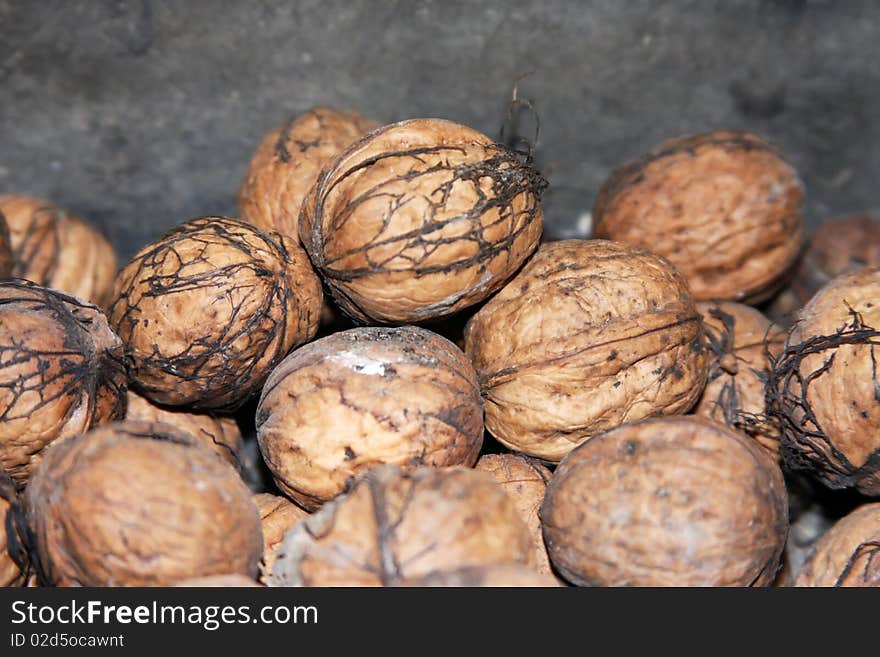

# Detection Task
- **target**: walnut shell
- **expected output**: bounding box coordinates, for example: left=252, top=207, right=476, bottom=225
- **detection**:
left=0, top=195, right=117, bottom=307
left=541, top=416, right=788, bottom=586
left=475, top=453, right=554, bottom=576
left=238, top=107, right=379, bottom=242
left=401, top=564, right=560, bottom=587
left=256, top=326, right=483, bottom=509
left=768, top=267, right=880, bottom=495
left=794, top=503, right=880, bottom=587
left=124, top=391, right=242, bottom=467
left=692, top=301, right=784, bottom=455
left=174, top=574, right=262, bottom=587
left=0, top=281, right=127, bottom=484
left=300, top=118, right=545, bottom=323
left=0, top=209, right=13, bottom=279
left=254, top=493, right=308, bottom=577
left=464, top=239, right=709, bottom=461
left=593, top=131, right=804, bottom=302
left=25, top=420, right=262, bottom=586
left=108, top=216, right=322, bottom=411
left=0, top=469, right=24, bottom=586
left=790, top=214, right=880, bottom=309
left=270, top=465, right=534, bottom=586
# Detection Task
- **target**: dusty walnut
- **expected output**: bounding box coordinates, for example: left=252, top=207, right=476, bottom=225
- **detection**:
left=794, top=503, right=880, bottom=587
left=25, top=420, right=263, bottom=587
left=125, top=391, right=242, bottom=467
left=401, top=564, right=559, bottom=587
left=108, top=216, right=322, bottom=411
left=768, top=267, right=880, bottom=495
left=464, top=239, right=709, bottom=461
left=254, top=493, right=308, bottom=577
left=593, top=131, right=804, bottom=302
left=270, top=465, right=534, bottom=587
left=541, top=416, right=788, bottom=586
left=300, top=118, right=546, bottom=323
left=0, top=195, right=117, bottom=307
left=238, top=107, right=379, bottom=242
left=693, top=301, right=784, bottom=455
left=257, top=326, right=483, bottom=509
left=475, top=453, right=554, bottom=576
left=0, top=281, right=126, bottom=484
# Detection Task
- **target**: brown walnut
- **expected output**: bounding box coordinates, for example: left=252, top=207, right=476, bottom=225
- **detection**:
left=253, top=493, right=308, bottom=578
left=401, top=564, right=560, bottom=587
left=238, top=107, right=379, bottom=242
left=767, top=267, right=880, bottom=495
left=270, top=465, right=534, bottom=587
left=541, top=416, right=788, bottom=587
left=124, top=391, right=242, bottom=467
left=475, top=453, right=554, bottom=576
left=257, top=326, right=483, bottom=509
left=0, top=195, right=117, bottom=307
left=0, top=469, right=24, bottom=586
left=0, top=210, right=13, bottom=279
left=593, top=131, right=804, bottom=302
left=0, top=281, right=126, bottom=484
left=108, top=216, right=322, bottom=411
left=794, top=503, right=880, bottom=587
left=464, top=239, right=709, bottom=461
left=25, top=420, right=262, bottom=587
left=692, top=301, right=784, bottom=455
left=300, top=118, right=546, bottom=323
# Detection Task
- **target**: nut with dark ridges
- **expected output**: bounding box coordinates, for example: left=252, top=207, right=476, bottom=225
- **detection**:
left=108, top=216, right=322, bottom=411
left=257, top=326, right=483, bottom=509
left=541, top=416, right=788, bottom=587
left=300, top=118, right=546, bottom=323
left=464, top=239, right=709, bottom=461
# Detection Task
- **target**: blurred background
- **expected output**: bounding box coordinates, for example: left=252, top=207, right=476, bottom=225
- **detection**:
left=1, top=0, right=878, bottom=259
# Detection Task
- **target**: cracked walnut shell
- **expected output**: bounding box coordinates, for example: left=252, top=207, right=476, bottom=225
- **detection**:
left=0, top=195, right=117, bottom=308
left=24, top=420, right=262, bottom=587
left=692, top=301, right=784, bottom=455
left=0, top=281, right=126, bottom=484
left=124, top=391, right=242, bottom=467
left=238, top=107, right=379, bottom=242
left=768, top=267, right=880, bottom=495
left=270, top=465, right=534, bottom=586
left=541, top=416, right=788, bottom=586
left=464, top=239, right=709, bottom=461
left=794, top=503, right=880, bottom=587
left=593, top=131, right=804, bottom=302
left=257, top=326, right=483, bottom=509
left=299, top=118, right=545, bottom=323
left=108, top=216, right=322, bottom=411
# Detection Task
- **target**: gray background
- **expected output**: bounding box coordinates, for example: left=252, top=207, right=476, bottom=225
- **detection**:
left=1, top=0, right=878, bottom=260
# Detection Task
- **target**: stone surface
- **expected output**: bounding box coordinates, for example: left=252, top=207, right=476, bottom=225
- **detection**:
left=1, top=0, right=877, bottom=259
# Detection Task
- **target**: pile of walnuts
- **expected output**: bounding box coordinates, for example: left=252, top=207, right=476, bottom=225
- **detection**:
left=4, top=110, right=879, bottom=589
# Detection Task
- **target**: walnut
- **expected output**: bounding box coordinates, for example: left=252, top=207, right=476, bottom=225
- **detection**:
left=238, top=107, right=379, bottom=242
left=174, top=574, right=261, bottom=587
left=270, top=465, right=534, bottom=586
left=253, top=493, right=308, bottom=577
left=692, top=301, right=785, bottom=455
left=401, top=564, right=560, bottom=587
left=0, top=469, right=24, bottom=586
left=0, top=209, right=13, bottom=279
left=108, top=216, right=322, bottom=411
left=0, top=281, right=126, bottom=484
left=541, top=416, right=788, bottom=586
left=593, top=131, right=804, bottom=302
left=794, top=503, right=880, bottom=587
left=0, top=195, right=117, bottom=307
left=299, top=118, right=546, bottom=323
left=257, top=326, right=483, bottom=509
left=475, top=453, right=554, bottom=576
left=124, top=391, right=242, bottom=467
left=24, top=420, right=262, bottom=586
left=464, top=239, right=709, bottom=461
left=767, top=267, right=880, bottom=495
